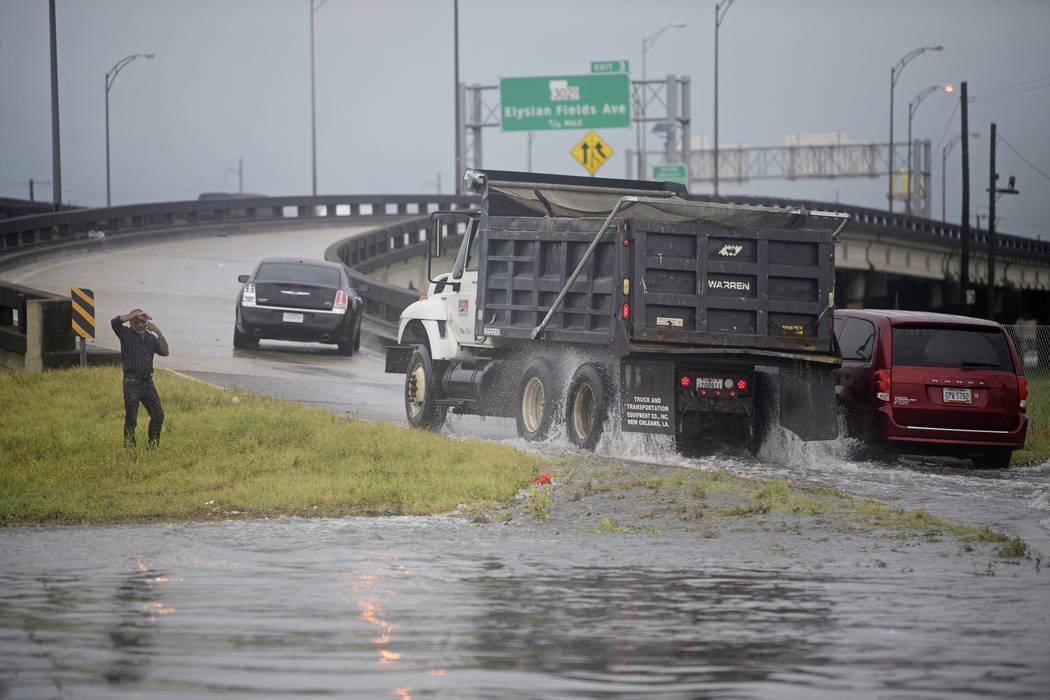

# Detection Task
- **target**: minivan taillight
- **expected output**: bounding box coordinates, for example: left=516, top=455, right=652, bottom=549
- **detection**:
left=334, top=290, right=348, bottom=312
left=873, top=368, right=891, bottom=402
left=1018, top=376, right=1028, bottom=409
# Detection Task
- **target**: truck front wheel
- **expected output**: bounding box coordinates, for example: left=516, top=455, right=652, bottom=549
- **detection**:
left=516, top=359, right=557, bottom=442
left=405, top=345, right=447, bottom=431
left=565, top=364, right=611, bottom=450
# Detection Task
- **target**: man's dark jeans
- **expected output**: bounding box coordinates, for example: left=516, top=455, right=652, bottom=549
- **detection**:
left=123, top=375, right=164, bottom=448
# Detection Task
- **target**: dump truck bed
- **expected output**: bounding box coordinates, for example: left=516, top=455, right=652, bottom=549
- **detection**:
left=476, top=215, right=836, bottom=356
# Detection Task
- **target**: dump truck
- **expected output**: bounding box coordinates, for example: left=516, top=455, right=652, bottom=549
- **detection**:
left=385, top=169, right=849, bottom=452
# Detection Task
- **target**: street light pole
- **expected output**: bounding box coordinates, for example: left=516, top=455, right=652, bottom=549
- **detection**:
left=942, top=132, right=978, bottom=221
left=888, top=45, right=942, bottom=212
left=713, top=0, right=735, bottom=196
left=906, top=83, right=952, bottom=215
left=309, top=0, right=329, bottom=196
left=640, top=22, right=686, bottom=179
left=986, top=123, right=1019, bottom=320
left=105, top=52, right=154, bottom=207
left=225, top=157, right=244, bottom=194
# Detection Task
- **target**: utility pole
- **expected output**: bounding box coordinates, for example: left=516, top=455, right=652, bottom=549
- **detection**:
left=959, top=82, right=971, bottom=309
left=714, top=1, right=735, bottom=196
left=309, top=0, right=317, bottom=195
left=48, top=0, right=62, bottom=211
left=986, top=122, right=1019, bottom=320
left=453, top=0, right=461, bottom=193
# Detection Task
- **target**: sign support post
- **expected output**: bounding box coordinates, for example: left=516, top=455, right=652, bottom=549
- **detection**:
left=71, top=287, right=95, bottom=368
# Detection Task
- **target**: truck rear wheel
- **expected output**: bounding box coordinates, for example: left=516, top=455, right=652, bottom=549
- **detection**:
left=516, top=359, right=556, bottom=441
left=405, top=345, right=446, bottom=431
left=565, top=364, right=611, bottom=450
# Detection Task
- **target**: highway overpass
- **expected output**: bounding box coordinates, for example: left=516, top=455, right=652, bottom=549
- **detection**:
left=2, top=189, right=1049, bottom=327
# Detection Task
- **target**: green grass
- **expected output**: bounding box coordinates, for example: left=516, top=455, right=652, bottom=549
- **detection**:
left=0, top=366, right=545, bottom=526
left=1014, top=370, right=1050, bottom=466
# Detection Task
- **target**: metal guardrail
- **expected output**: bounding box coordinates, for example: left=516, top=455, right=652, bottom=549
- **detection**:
left=687, top=192, right=1050, bottom=262
left=324, top=215, right=471, bottom=334
left=0, top=194, right=478, bottom=262
left=3, top=191, right=1046, bottom=265
left=2, top=191, right=1046, bottom=342
left=0, top=193, right=479, bottom=357
left=325, top=216, right=432, bottom=333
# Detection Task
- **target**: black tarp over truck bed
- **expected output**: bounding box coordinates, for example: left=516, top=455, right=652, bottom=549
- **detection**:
left=472, top=170, right=843, bottom=359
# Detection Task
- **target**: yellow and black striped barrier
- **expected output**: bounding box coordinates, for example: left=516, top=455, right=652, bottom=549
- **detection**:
left=71, top=287, right=94, bottom=367
left=71, top=287, right=94, bottom=338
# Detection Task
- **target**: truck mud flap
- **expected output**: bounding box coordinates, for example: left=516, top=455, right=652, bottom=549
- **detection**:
left=620, top=359, right=675, bottom=434
left=385, top=345, right=413, bottom=374
left=778, top=364, right=837, bottom=441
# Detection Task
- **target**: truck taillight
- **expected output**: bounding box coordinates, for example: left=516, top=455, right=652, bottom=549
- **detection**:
left=681, top=375, right=690, bottom=387
left=241, top=283, right=256, bottom=306
left=622, top=303, right=630, bottom=319
left=334, top=290, right=348, bottom=312
left=737, top=378, right=747, bottom=391
left=873, top=368, right=891, bottom=402
left=1019, top=376, right=1028, bottom=408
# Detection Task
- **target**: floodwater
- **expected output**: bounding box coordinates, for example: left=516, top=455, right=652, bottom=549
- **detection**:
left=2, top=505, right=1048, bottom=699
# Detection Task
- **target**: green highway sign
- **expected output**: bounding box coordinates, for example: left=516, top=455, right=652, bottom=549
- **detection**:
left=500, top=74, right=631, bottom=132
left=591, top=60, right=629, bottom=73
left=652, top=164, right=688, bottom=186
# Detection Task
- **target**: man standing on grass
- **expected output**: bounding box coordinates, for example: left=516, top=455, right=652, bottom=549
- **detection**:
left=112, top=309, right=169, bottom=448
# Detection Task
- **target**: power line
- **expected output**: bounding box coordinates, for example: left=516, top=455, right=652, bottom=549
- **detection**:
left=997, top=132, right=1050, bottom=182
left=971, top=74, right=1050, bottom=102
left=935, top=99, right=960, bottom=151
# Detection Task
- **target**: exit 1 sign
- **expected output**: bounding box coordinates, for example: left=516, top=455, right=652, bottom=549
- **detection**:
left=591, top=60, right=629, bottom=73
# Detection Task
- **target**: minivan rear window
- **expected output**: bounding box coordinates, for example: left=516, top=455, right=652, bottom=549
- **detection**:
left=835, top=316, right=876, bottom=361
left=255, top=263, right=341, bottom=287
left=891, top=325, right=1014, bottom=371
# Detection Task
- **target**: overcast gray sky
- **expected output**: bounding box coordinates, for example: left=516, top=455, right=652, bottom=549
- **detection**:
left=2, top=0, right=1048, bottom=238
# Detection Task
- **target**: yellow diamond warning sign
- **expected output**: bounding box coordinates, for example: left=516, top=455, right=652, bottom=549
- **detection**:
left=571, top=130, right=613, bottom=175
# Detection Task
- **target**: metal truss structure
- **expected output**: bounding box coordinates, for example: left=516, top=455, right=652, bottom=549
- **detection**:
left=459, top=80, right=933, bottom=217
left=688, top=141, right=933, bottom=217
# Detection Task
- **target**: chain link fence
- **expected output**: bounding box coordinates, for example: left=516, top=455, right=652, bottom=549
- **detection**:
left=1006, top=323, right=1049, bottom=426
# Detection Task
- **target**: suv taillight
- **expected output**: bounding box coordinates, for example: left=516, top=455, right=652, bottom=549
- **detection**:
left=1019, top=376, right=1028, bottom=409
left=334, top=290, right=348, bottom=312
left=873, top=368, right=891, bottom=402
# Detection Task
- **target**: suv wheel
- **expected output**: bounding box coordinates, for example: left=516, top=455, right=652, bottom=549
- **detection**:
left=976, top=448, right=1012, bottom=469
left=234, top=327, right=257, bottom=349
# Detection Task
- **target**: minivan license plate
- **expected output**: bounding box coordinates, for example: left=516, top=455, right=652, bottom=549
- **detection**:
left=282, top=312, right=304, bottom=324
left=943, top=388, right=971, bottom=404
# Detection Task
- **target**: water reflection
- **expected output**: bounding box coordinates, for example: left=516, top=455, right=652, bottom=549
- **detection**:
left=463, top=566, right=835, bottom=694
left=105, top=561, right=178, bottom=684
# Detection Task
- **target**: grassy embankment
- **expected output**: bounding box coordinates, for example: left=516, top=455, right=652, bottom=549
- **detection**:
left=1, top=366, right=1047, bottom=529
left=0, top=366, right=544, bottom=526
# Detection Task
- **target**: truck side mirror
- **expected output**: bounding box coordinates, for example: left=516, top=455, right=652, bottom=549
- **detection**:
left=430, top=216, right=445, bottom=259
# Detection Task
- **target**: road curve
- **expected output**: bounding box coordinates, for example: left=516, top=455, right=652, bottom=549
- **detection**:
left=1, top=225, right=412, bottom=424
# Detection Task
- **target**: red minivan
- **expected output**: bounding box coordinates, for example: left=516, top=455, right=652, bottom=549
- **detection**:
left=833, top=310, right=1028, bottom=467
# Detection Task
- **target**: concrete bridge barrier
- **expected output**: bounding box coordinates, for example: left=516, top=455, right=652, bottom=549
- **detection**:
left=0, top=282, right=119, bottom=372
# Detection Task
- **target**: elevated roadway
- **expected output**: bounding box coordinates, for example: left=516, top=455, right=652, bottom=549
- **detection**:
left=2, top=190, right=1049, bottom=325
